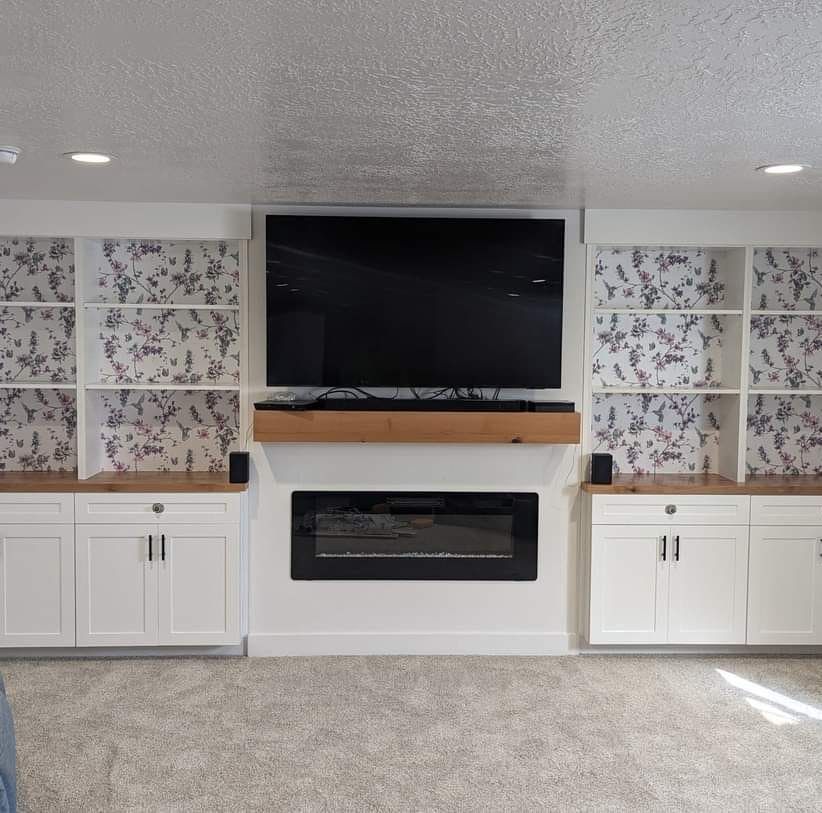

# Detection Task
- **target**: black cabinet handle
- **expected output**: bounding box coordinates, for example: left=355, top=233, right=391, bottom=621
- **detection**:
left=148, top=534, right=153, bottom=562
left=674, top=535, right=680, bottom=562
left=161, top=534, right=166, bottom=561
left=661, top=535, right=667, bottom=561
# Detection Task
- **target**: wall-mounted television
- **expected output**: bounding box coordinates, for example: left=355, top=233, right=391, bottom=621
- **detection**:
left=265, top=214, right=564, bottom=388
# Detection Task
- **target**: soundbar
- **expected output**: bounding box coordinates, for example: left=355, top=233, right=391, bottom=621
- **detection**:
left=254, top=398, right=575, bottom=413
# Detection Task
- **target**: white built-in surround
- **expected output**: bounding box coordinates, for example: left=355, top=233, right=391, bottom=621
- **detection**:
left=246, top=206, right=585, bottom=656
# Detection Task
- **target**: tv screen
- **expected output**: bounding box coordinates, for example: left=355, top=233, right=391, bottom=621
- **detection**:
left=266, top=215, right=564, bottom=388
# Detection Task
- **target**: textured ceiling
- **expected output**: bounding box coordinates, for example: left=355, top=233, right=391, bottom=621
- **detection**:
left=1, top=0, right=822, bottom=208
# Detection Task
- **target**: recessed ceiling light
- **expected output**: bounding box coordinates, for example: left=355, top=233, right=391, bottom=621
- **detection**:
left=0, top=147, right=21, bottom=165
left=756, top=163, right=806, bottom=175
left=63, top=151, right=113, bottom=164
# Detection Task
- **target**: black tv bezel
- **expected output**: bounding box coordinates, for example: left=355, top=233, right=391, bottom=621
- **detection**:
left=265, top=213, right=565, bottom=390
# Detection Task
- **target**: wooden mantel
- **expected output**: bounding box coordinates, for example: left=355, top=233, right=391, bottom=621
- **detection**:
left=253, top=409, right=581, bottom=445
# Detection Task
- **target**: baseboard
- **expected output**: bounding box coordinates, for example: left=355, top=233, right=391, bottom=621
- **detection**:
left=248, top=632, right=576, bottom=656
left=0, top=644, right=245, bottom=659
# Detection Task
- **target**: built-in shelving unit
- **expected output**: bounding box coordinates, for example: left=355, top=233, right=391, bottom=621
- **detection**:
left=585, top=242, right=822, bottom=482
left=0, top=234, right=246, bottom=477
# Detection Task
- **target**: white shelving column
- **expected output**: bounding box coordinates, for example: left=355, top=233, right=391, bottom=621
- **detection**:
left=584, top=245, right=750, bottom=481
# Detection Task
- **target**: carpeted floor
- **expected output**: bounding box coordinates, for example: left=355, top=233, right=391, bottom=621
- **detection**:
left=2, top=655, right=822, bottom=811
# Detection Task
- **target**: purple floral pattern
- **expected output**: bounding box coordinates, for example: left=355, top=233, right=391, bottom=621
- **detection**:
left=89, top=240, right=240, bottom=305
left=591, top=393, right=721, bottom=474
left=0, top=237, right=74, bottom=302
left=749, top=315, right=822, bottom=389
left=592, top=313, right=724, bottom=388
left=96, top=389, right=239, bottom=472
left=94, top=308, right=239, bottom=385
left=0, top=388, right=76, bottom=471
left=0, top=306, right=75, bottom=383
left=752, top=247, right=822, bottom=311
left=747, top=394, right=822, bottom=474
left=594, top=247, right=726, bottom=309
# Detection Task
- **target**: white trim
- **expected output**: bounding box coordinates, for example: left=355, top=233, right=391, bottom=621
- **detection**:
left=248, top=632, right=576, bottom=656
left=0, top=200, right=251, bottom=240
left=584, top=209, right=822, bottom=247
left=0, top=644, right=244, bottom=658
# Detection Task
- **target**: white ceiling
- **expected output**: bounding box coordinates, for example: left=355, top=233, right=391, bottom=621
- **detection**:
left=1, top=0, right=821, bottom=208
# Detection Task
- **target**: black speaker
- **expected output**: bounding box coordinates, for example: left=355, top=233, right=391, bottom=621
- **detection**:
left=590, top=453, right=613, bottom=485
left=229, top=451, right=250, bottom=484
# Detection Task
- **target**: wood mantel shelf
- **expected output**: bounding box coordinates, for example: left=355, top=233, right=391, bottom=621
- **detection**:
left=581, top=473, right=822, bottom=496
left=0, top=471, right=247, bottom=493
left=253, top=409, right=581, bottom=445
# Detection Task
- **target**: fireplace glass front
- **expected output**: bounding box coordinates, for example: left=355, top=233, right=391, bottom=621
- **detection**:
left=291, top=491, right=538, bottom=580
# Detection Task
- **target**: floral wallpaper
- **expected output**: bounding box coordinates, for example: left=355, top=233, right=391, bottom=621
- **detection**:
left=88, top=239, right=240, bottom=305
left=96, top=389, right=239, bottom=472
left=752, top=247, right=822, bottom=310
left=0, top=306, right=75, bottom=383
left=592, top=312, right=725, bottom=388
left=0, top=237, right=74, bottom=303
left=593, top=247, right=726, bottom=309
left=94, top=307, right=239, bottom=385
left=747, top=394, right=822, bottom=475
left=749, top=314, right=822, bottom=389
left=591, top=392, right=721, bottom=474
left=0, top=388, right=76, bottom=472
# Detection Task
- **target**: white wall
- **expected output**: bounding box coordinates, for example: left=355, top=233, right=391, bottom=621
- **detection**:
left=246, top=206, right=586, bottom=655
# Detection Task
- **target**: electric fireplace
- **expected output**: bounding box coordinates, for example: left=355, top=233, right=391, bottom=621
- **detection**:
left=291, top=491, right=538, bottom=580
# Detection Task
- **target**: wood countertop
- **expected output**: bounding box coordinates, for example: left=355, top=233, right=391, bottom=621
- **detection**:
left=581, top=474, right=822, bottom=496
left=0, top=472, right=247, bottom=493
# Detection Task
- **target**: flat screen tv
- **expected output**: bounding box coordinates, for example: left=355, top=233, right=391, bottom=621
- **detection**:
left=266, top=215, right=564, bottom=388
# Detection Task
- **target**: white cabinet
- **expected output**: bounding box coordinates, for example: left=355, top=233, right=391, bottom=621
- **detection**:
left=158, top=523, right=240, bottom=645
left=667, top=526, right=749, bottom=644
left=76, top=521, right=240, bottom=647
left=590, top=523, right=748, bottom=645
left=747, top=526, right=822, bottom=645
left=588, top=497, right=750, bottom=646
left=590, top=524, right=669, bottom=644
left=75, top=523, right=158, bottom=646
left=0, top=523, right=75, bottom=647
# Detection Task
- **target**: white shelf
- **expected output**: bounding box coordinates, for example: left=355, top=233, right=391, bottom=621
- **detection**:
left=592, top=386, right=739, bottom=395
left=749, top=388, right=822, bottom=396
left=750, top=310, right=822, bottom=316
left=83, top=302, right=239, bottom=311
left=0, top=301, right=75, bottom=308
left=0, top=382, right=76, bottom=390
left=84, top=382, right=240, bottom=392
left=593, top=308, right=743, bottom=316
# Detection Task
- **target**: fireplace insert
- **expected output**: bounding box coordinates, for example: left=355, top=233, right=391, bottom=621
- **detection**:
left=291, top=491, right=538, bottom=580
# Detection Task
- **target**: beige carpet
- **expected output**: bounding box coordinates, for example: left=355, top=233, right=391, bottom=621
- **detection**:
left=3, top=655, right=822, bottom=811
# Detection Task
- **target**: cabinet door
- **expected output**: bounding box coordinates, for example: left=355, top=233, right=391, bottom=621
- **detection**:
left=0, top=524, right=74, bottom=647
left=158, top=523, right=240, bottom=645
left=667, top=525, right=749, bottom=644
left=589, top=524, right=669, bottom=644
left=748, top=526, right=822, bottom=645
left=75, top=523, right=158, bottom=646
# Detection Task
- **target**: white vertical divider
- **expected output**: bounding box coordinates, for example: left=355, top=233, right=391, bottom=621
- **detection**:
left=736, top=245, right=755, bottom=481
left=580, top=244, right=596, bottom=480
left=74, top=239, right=89, bottom=479
left=239, top=239, right=249, bottom=450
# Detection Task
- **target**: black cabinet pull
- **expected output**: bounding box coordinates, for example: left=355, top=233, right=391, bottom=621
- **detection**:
left=161, top=534, right=166, bottom=561
left=661, top=534, right=667, bottom=561
left=674, top=535, right=680, bottom=562
left=148, top=534, right=153, bottom=562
